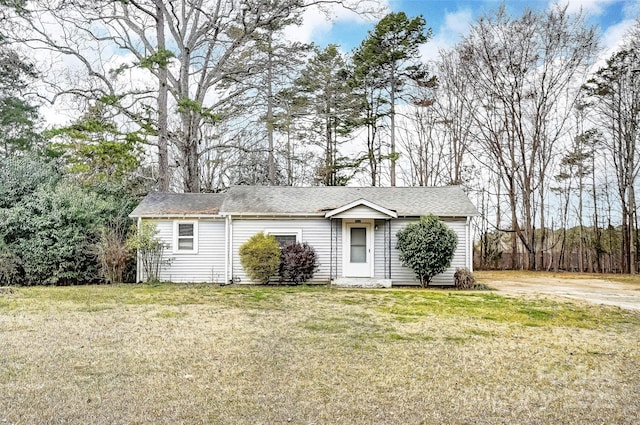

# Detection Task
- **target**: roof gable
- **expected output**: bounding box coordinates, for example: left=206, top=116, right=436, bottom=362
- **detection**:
left=325, top=199, right=398, bottom=219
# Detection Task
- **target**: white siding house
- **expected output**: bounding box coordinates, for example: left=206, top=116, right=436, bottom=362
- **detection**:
left=130, top=186, right=478, bottom=286
left=229, top=218, right=333, bottom=284
left=154, top=219, right=226, bottom=283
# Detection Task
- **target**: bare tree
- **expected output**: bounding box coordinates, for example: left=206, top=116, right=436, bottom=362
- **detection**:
left=396, top=103, right=444, bottom=186
left=582, top=21, right=640, bottom=273
left=434, top=49, right=476, bottom=186
left=5, top=0, right=379, bottom=192
left=456, top=5, right=597, bottom=270
left=398, top=48, right=476, bottom=188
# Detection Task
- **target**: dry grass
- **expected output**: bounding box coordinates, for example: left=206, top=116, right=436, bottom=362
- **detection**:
left=476, top=269, right=640, bottom=287
left=1, top=284, right=639, bottom=424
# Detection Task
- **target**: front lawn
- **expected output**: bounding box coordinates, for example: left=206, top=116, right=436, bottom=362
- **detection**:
left=1, top=284, right=638, bottom=424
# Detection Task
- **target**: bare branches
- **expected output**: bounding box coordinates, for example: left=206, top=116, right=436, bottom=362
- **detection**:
left=456, top=6, right=598, bottom=269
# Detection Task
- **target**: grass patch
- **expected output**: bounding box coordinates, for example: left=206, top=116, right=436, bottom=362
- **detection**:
left=155, top=309, right=188, bottom=319
left=379, top=289, right=638, bottom=329
left=466, top=328, right=497, bottom=337
left=2, top=283, right=328, bottom=311
left=0, top=298, right=18, bottom=311
left=518, top=307, right=551, bottom=320
left=0, top=284, right=638, bottom=424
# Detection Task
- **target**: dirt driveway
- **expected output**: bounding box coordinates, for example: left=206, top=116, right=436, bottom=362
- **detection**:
left=477, top=271, right=640, bottom=311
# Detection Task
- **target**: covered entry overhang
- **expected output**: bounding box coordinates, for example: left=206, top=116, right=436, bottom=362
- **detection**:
left=324, top=199, right=398, bottom=221
left=325, top=199, right=397, bottom=284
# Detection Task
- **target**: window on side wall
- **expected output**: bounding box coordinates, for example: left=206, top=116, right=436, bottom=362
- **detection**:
left=266, top=229, right=302, bottom=248
left=174, top=221, right=198, bottom=253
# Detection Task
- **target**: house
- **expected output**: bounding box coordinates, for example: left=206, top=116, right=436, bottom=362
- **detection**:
left=129, top=186, right=478, bottom=287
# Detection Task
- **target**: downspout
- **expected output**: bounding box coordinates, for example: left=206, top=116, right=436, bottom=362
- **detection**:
left=228, top=215, right=234, bottom=284
left=338, top=219, right=342, bottom=278
left=224, top=214, right=229, bottom=285
left=388, top=219, right=392, bottom=280
left=466, top=216, right=472, bottom=272
left=329, top=217, right=333, bottom=283
left=137, top=217, right=142, bottom=283
left=383, top=220, right=388, bottom=279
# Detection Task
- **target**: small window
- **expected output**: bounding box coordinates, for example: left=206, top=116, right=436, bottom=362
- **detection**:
left=266, top=229, right=302, bottom=248
left=174, top=221, right=198, bottom=253
left=350, top=227, right=367, bottom=263
left=274, top=234, right=297, bottom=247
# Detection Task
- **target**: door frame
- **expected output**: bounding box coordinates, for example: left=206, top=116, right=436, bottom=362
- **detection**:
left=341, top=219, right=374, bottom=278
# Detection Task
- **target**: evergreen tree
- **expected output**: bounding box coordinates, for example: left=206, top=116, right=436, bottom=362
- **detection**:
left=249, top=16, right=309, bottom=186
left=352, top=12, right=433, bottom=186
left=46, top=103, right=143, bottom=186
left=296, top=44, right=359, bottom=186
left=0, top=45, right=39, bottom=156
left=396, top=215, right=457, bottom=287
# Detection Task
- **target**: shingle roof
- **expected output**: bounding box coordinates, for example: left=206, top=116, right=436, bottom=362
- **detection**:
left=129, top=192, right=225, bottom=217
left=222, top=186, right=477, bottom=217
left=130, top=186, right=478, bottom=218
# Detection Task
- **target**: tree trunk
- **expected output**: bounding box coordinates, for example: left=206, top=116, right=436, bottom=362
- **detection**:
left=509, top=181, right=519, bottom=269
left=539, top=192, right=546, bottom=271
left=266, top=31, right=276, bottom=185
left=390, top=78, right=396, bottom=187
left=325, top=115, right=332, bottom=185
left=628, top=187, right=636, bottom=273
left=592, top=156, right=602, bottom=272
left=156, top=0, right=169, bottom=192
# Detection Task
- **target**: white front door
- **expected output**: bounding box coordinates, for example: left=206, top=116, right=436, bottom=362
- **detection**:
left=343, top=220, right=373, bottom=277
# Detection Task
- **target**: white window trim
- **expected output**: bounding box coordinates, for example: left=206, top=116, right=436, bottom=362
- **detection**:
left=265, top=229, right=303, bottom=243
left=173, top=220, right=199, bottom=254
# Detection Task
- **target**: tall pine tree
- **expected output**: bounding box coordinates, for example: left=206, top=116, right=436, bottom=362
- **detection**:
left=352, top=12, right=432, bottom=186
left=296, top=45, right=359, bottom=186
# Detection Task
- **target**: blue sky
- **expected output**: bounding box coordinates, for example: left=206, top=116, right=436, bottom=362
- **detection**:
left=288, top=0, right=639, bottom=61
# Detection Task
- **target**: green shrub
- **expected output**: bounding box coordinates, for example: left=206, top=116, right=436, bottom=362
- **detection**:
left=0, top=155, right=61, bottom=208
left=0, top=240, right=22, bottom=285
left=2, top=182, right=107, bottom=285
left=396, top=214, right=457, bottom=288
left=279, top=242, right=318, bottom=284
left=454, top=268, right=476, bottom=289
left=239, top=232, right=281, bottom=284
left=0, top=155, right=140, bottom=285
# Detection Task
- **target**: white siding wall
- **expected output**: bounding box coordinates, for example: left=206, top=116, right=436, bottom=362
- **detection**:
left=141, top=216, right=469, bottom=286
left=231, top=218, right=333, bottom=284
left=330, top=219, right=343, bottom=278
left=142, top=219, right=226, bottom=283
left=389, top=218, right=468, bottom=286
left=373, top=219, right=391, bottom=278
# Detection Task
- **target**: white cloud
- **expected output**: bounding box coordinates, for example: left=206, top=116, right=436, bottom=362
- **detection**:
left=442, top=7, right=474, bottom=34
left=622, top=0, right=640, bottom=18
left=593, top=17, right=636, bottom=65
left=549, top=0, right=620, bottom=16
left=281, top=1, right=389, bottom=44
left=281, top=6, right=332, bottom=44
left=419, top=9, right=473, bottom=63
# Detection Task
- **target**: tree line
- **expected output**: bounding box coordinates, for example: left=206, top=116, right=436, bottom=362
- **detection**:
left=1, top=0, right=639, bottom=277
